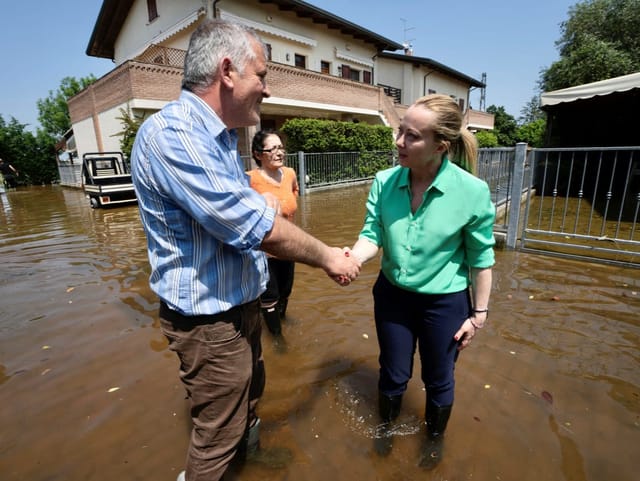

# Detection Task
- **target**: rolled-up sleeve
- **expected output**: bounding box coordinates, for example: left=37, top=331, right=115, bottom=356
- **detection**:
left=464, top=182, right=496, bottom=268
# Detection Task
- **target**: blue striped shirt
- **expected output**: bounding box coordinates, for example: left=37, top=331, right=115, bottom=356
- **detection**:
left=131, top=90, right=275, bottom=315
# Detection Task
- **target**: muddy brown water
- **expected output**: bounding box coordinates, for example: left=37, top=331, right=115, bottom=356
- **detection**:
left=0, top=185, right=638, bottom=481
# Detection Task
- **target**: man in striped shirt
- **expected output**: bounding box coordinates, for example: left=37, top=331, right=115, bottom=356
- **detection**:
left=131, top=19, right=361, bottom=481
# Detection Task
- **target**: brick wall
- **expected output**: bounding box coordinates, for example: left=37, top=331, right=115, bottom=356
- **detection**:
left=68, top=61, right=183, bottom=124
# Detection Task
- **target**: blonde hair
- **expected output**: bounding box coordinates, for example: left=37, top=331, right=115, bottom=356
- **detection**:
left=413, top=94, right=478, bottom=174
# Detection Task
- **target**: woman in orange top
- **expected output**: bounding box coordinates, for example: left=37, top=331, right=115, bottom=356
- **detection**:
left=248, top=130, right=299, bottom=347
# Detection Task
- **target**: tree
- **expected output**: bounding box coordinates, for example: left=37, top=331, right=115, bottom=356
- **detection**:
left=114, top=107, right=146, bottom=161
left=36, top=75, right=96, bottom=139
left=540, top=0, right=640, bottom=92
left=515, top=119, right=546, bottom=147
left=519, top=95, right=544, bottom=124
left=486, top=105, right=518, bottom=146
left=0, top=115, right=58, bottom=185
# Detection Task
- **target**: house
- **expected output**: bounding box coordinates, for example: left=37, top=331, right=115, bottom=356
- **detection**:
left=63, top=0, right=492, bottom=186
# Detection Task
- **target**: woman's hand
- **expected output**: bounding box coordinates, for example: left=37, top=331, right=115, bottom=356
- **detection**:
left=453, top=315, right=484, bottom=351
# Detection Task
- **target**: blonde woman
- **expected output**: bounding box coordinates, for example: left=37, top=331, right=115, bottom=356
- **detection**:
left=347, top=94, right=495, bottom=468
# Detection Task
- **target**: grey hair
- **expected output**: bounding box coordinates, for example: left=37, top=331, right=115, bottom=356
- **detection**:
left=182, top=18, right=266, bottom=94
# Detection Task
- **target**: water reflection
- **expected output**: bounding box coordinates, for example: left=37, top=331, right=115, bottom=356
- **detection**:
left=0, top=185, right=638, bottom=481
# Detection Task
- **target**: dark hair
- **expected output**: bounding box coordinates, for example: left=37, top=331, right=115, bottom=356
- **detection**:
left=251, top=129, right=282, bottom=166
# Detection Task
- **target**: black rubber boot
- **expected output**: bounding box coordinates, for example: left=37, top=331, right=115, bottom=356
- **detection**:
left=261, top=306, right=286, bottom=353
left=261, top=306, right=282, bottom=336
left=236, top=418, right=293, bottom=469
left=374, top=392, right=403, bottom=456
left=277, top=298, right=289, bottom=318
left=236, top=418, right=261, bottom=462
left=419, top=401, right=452, bottom=470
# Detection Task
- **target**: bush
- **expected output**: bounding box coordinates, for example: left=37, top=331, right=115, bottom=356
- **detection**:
left=475, top=130, right=499, bottom=148
left=281, top=118, right=394, bottom=153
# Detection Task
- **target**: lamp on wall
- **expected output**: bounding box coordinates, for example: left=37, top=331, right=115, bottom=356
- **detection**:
left=286, top=53, right=290, bottom=61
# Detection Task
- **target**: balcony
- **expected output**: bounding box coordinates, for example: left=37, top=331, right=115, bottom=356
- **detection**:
left=464, top=108, right=495, bottom=131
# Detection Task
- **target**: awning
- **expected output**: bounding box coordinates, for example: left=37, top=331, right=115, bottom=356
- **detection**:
left=540, top=71, right=640, bottom=107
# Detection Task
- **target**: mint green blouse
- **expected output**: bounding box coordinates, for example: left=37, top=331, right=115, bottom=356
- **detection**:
left=359, top=157, right=495, bottom=294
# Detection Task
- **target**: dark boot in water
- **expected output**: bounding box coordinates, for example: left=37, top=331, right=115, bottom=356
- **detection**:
left=261, top=306, right=282, bottom=336
left=277, top=298, right=289, bottom=319
left=374, top=392, right=402, bottom=456
left=237, top=418, right=293, bottom=469
left=419, top=402, right=452, bottom=470
left=261, top=306, right=287, bottom=353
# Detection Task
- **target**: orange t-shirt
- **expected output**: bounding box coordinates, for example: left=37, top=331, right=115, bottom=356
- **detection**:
left=247, top=166, right=299, bottom=221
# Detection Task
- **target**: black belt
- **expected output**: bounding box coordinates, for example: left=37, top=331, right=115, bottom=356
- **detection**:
left=159, top=300, right=247, bottom=328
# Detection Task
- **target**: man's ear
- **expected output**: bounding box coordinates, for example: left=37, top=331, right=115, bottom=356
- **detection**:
left=220, top=57, right=234, bottom=88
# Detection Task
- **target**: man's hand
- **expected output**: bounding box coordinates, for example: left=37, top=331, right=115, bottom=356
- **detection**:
left=325, top=247, right=361, bottom=286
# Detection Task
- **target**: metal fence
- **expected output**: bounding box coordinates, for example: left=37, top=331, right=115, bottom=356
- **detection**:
left=243, top=150, right=396, bottom=194
left=520, top=146, right=640, bottom=267
left=58, top=163, right=82, bottom=188
left=266, top=145, right=639, bottom=268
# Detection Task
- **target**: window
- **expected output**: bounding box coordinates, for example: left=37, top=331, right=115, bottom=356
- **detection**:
left=341, top=64, right=350, bottom=79
left=294, top=54, right=306, bottom=69
left=147, top=0, right=158, bottom=22
left=428, top=89, right=436, bottom=94
left=321, top=61, right=330, bottom=75
left=363, top=71, right=372, bottom=84
left=349, top=68, right=360, bottom=82
left=458, top=98, right=465, bottom=111
left=265, top=43, right=272, bottom=61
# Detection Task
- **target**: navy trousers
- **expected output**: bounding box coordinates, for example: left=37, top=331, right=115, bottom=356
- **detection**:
left=373, top=272, right=470, bottom=407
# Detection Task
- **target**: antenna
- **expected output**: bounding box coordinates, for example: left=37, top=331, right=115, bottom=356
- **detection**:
left=400, top=18, right=416, bottom=53
left=479, top=72, right=487, bottom=111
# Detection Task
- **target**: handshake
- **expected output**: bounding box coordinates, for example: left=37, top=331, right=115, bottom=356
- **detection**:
left=328, top=246, right=362, bottom=286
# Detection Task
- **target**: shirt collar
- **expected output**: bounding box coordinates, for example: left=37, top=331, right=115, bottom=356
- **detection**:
left=397, top=155, right=456, bottom=194
left=179, top=90, right=238, bottom=148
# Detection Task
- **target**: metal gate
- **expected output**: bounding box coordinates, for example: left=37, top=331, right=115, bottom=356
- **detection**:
left=479, top=145, right=640, bottom=268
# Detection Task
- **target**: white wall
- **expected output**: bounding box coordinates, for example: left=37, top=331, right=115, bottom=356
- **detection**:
left=114, top=0, right=203, bottom=63
left=377, top=57, right=472, bottom=107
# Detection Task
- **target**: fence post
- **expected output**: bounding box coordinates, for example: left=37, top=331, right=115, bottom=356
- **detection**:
left=298, top=151, right=306, bottom=196
left=506, top=143, right=527, bottom=249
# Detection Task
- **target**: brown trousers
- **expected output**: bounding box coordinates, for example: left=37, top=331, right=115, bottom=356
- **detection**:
left=160, top=300, right=265, bottom=481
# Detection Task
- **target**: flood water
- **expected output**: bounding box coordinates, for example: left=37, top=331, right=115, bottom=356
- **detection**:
left=1, top=185, right=638, bottom=481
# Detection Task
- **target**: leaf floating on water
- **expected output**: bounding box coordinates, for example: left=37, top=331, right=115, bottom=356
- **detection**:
left=42, top=345, right=51, bottom=350
left=551, top=296, right=560, bottom=301
left=66, top=287, right=75, bottom=293
left=541, top=391, right=553, bottom=404
left=484, top=384, right=491, bottom=389
left=362, top=333, right=369, bottom=339
left=41, top=368, right=51, bottom=375
left=528, top=295, right=534, bottom=300
left=473, top=416, right=481, bottom=422
left=107, top=387, right=120, bottom=393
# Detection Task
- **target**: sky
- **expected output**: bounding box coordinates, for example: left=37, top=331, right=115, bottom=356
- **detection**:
left=0, top=0, right=578, bottom=132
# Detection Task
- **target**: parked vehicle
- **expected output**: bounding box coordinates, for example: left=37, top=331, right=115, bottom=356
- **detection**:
left=81, top=152, right=137, bottom=208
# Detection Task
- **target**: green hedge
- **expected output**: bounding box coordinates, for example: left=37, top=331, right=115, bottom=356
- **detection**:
left=280, top=118, right=394, bottom=153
